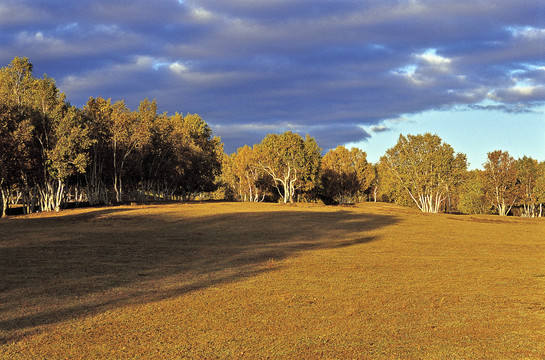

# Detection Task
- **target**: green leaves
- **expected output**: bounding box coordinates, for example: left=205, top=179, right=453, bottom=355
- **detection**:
left=321, top=146, right=374, bottom=204
left=254, top=132, right=321, bottom=203
left=380, top=133, right=467, bottom=213
left=483, top=150, right=522, bottom=216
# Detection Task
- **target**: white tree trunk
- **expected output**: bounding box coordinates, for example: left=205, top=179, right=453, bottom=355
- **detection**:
left=38, top=179, right=65, bottom=212
left=1, top=187, right=9, bottom=218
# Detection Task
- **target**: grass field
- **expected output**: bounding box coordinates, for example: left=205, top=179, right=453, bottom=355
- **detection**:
left=1, top=201, right=544, bottom=359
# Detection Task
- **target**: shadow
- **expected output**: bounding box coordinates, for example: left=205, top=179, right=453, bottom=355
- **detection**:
left=0, top=204, right=399, bottom=343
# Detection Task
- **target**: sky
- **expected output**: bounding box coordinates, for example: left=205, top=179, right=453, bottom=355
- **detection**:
left=1, top=0, right=544, bottom=168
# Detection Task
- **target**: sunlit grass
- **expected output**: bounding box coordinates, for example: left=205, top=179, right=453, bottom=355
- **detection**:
left=1, top=202, right=544, bottom=358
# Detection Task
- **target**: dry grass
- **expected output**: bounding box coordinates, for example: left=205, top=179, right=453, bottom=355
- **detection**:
left=1, top=202, right=544, bottom=359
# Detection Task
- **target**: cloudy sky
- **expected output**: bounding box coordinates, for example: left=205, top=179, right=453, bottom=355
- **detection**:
left=1, top=0, right=544, bottom=167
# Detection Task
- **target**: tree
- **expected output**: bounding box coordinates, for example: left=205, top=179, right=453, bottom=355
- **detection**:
left=169, top=113, right=223, bottom=200
left=299, top=135, right=322, bottom=202
left=254, top=132, right=321, bottom=203
left=228, top=145, right=267, bottom=202
left=110, top=99, right=152, bottom=202
left=321, top=146, right=374, bottom=204
left=516, top=156, right=539, bottom=217
left=458, top=170, right=488, bottom=214
left=83, top=97, right=114, bottom=205
left=138, top=112, right=178, bottom=201
left=0, top=57, right=91, bottom=213
left=482, top=150, right=521, bottom=216
left=0, top=57, right=34, bottom=108
left=368, top=164, right=379, bottom=202
left=0, top=57, right=230, bottom=214
left=0, top=103, right=34, bottom=216
left=534, top=161, right=545, bottom=217
left=0, top=57, right=41, bottom=214
left=41, top=104, right=92, bottom=211
left=380, top=133, right=467, bottom=213
left=30, top=78, right=91, bottom=212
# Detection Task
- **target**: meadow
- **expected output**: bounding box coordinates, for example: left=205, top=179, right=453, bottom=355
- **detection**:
left=1, top=202, right=544, bottom=359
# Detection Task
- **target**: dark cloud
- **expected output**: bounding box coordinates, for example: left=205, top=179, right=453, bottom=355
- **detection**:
left=1, top=0, right=544, bottom=152
left=215, top=122, right=371, bottom=154
left=310, top=125, right=371, bottom=152
left=466, top=104, right=537, bottom=114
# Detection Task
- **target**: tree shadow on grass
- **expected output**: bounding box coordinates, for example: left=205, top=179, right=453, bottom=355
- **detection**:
left=0, top=204, right=399, bottom=343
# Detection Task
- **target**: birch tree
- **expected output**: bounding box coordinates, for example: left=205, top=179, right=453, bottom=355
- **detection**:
left=0, top=103, right=34, bottom=216
left=168, top=113, right=223, bottom=200
left=458, top=170, right=488, bottom=214
left=482, top=150, right=521, bottom=216
left=1, top=57, right=91, bottom=212
left=516, top=156, right=539, bottom=217
left=84, top=97, right=113, bottom=205
left=255, top=132, right=320, bottom=203
left=380, top=133, right=467, bottom=213
left=46, top=105, right=91, bottom=211
left=229, top=145, right=267, bottom=202
left=534, top=161, right=545, bottom=217
left=110, top=100, right=152, bottom=202
left=321, top=146, right=374, bottom=204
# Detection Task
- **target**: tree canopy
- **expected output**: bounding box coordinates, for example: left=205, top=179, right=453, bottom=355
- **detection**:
left=380, top=133, right=467, bottom=213
left=254, top=132, right=321, bottom=203
left=321, top=146, right=375, bottom=204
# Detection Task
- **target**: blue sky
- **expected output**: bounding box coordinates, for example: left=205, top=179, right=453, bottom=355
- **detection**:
left=350, top=104, right=545, bottom=168
left=1, top=0, right=544, bottom=168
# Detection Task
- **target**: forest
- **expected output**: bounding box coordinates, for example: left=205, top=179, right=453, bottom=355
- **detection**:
left=1, top=57, right=544, bottom=217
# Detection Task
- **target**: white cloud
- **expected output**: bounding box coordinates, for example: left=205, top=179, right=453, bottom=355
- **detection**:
left=488, top=85, right=545, bottom=103
left=169, top=62, right=189, bottom=74
left=509, top=26, right=545, bottom=39
left=417, top=49, right=452, bottom=67
left=16, top=31, right=59, bottom=46
left=191, top=7, right=215, bottom=21
left=392, top=49, right=455, bottom=86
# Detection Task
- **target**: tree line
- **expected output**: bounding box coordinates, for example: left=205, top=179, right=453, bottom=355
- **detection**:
left=222, top=132, right=545, bottom=217
left=1, top=57, right=544, bottom=217
left=0, top=57, right=222, bottom=216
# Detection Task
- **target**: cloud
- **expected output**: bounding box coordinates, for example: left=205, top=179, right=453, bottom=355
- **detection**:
left=214, top=122, right=371, bottom=154
left=369, top=125, right=391, bottom=133
left=0, top=0, right=544, bottom=153
left=0, top=3, right=40, bottom=27
left=489, top=85, right=545, bottom=103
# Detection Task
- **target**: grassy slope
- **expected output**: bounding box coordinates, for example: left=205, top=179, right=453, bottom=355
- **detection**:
left=1, top=202, right=544, bottom=359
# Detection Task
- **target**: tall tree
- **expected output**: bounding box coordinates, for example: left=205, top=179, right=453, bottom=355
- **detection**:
left=300, top=135, right=322, bottom=202
left=228, top=145, right=267, bottom=202
left=516, top=156, right=539, bottom=217
left=0, top=57, right=34, bottom=108
left=0, top=103, right=34, bottom=216
left=458, top=170, right=488, bottom=215
left=83, top=97, right=114, bottom=205
left=482, top=150, right=521, bottom=216
left=1, top=57, right=91, bottom=212
left=34, top=90, right=91, bottom=212
left=380, top=133, right=467, bottom=213
left=321, top=146, right=374, bottom=204
left=534, top=161, right=545, bottom=217
left=255, top=132, right=321, bottom=203
left=169, top=113, right=223, bottom=200
left=110, top=99, right=152, bottom=202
